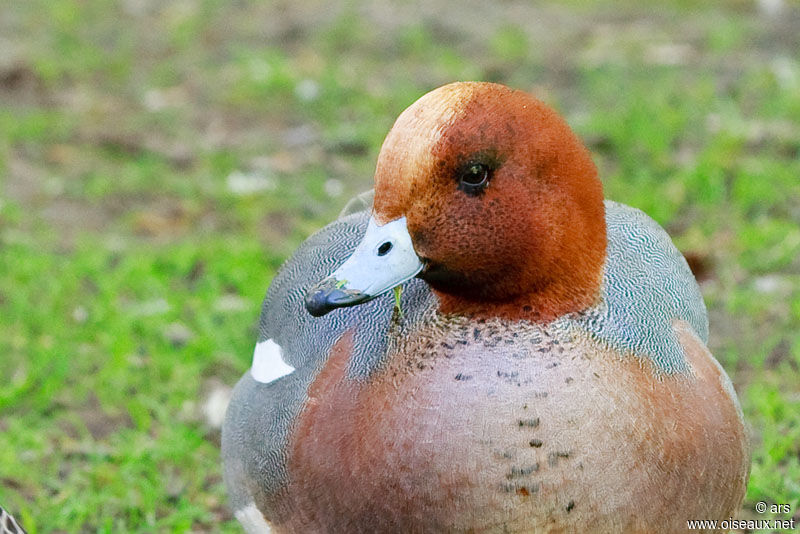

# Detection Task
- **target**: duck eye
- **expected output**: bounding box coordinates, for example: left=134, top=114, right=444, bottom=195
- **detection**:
left=457, top=163, right=491, bottom=195
left=462, top=164, right=488, bottom=185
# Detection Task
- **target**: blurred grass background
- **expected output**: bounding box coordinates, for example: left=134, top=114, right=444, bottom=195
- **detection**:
left=1, top=0, right=799, bottom=531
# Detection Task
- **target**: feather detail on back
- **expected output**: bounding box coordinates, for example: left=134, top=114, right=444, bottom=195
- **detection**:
left=563, top=201, right=708, bottom=373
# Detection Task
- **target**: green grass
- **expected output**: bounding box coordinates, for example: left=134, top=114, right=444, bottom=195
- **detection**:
left=1, top=0, right=799, bottom=531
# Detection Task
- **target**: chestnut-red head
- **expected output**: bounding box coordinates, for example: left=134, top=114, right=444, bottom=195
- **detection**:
left=306, top=82, right=607, bottom=323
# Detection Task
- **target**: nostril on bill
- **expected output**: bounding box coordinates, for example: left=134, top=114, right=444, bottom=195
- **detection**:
left=377, top=241, right=393, bottom=256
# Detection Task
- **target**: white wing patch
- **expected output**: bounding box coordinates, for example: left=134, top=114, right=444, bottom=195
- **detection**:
left=251, top=339, right=295, bottom=383
left=234, top=502, right=273, bottom=533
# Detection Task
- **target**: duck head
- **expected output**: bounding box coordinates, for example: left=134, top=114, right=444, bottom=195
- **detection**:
left=305, top=82, right=607, bottom=322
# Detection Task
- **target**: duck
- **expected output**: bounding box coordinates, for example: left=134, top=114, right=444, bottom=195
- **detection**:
left=222, top=81, right=750, bottom=533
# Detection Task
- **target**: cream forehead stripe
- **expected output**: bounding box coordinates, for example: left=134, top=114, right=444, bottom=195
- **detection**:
left=251, top=339, right=295, bottom=383
left=375, top=83, right=475, bottom=207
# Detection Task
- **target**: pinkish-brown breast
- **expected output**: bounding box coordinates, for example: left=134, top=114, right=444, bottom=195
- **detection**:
left=273, top=318, right=748, bottom=534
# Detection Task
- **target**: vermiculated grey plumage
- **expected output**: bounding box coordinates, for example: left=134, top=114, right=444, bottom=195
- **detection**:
left=567, top=201, right=708, bottom=374
left=222, top=209, right=432, bottom=517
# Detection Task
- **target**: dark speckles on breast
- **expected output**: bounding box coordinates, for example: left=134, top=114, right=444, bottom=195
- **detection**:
left=454, top=373, right=473, bottom=381
left=517, top=418, right=540, bottom=428
left=529, top=438, right=543, bottom=448
left=548, top=451, right=571, bottom=467
left=497, top=370, right=519, bottom=379
left=507, top=464, right=539, bottom=479
left=482, top=340, right=497, bottom=349
left=523, top=483, right=539, bottom=495
left=566, top=500, right=575, bottom=512
left=500, top=482, right=540, bottom=496
left=565, top=377, right=574, bottom=383
left=441, top=341, right=455, bottom=350
left=494, top=448, right=516, bottom=460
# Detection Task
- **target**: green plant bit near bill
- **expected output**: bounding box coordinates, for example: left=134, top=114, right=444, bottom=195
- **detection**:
left=393, top=285, right=403, bottom=318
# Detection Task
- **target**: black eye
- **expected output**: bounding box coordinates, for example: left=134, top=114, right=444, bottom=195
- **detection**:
left=462, top=164, right=488, bottom=185
left=458, top=163, right=491, bottom=195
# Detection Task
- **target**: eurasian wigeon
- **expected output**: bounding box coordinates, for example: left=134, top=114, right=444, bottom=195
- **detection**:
left=222, top=81, right=750, bottom=533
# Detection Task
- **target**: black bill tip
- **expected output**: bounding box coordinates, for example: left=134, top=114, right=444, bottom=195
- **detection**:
left=304, top=278, right=372, bottom=317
